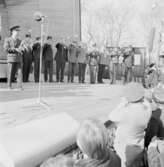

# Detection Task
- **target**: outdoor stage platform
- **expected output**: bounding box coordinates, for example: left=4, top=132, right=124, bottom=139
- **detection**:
left=0, top=82, right=124, bottom=130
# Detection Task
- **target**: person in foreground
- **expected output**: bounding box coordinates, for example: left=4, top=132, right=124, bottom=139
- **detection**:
left=108, top=82, right=152, bottom=167
left=76, top=118, right=121, bottom=167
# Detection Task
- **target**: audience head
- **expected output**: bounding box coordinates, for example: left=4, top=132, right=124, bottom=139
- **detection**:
left=76, top=118, right=108, bottom=160
left=10, top=25, right=20, bottom=38
left=40, top=155, right=75, bottom=167
left=123, top=82, right=145, bottom=103
left=36, top=36, right=41, bottom=41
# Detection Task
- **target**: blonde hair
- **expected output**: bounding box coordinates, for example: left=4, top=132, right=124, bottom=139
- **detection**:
left=40, top=155, right=74, bottom=167
left=76, top=119, right=108, bottom=160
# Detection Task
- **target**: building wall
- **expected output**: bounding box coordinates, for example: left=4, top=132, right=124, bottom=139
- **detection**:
left=0, top=0, right=81, bottom=43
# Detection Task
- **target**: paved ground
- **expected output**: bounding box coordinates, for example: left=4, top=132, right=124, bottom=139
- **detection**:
left=1, top=75, right=164, bottom=132
left=0, top=76, right=124, bottom=130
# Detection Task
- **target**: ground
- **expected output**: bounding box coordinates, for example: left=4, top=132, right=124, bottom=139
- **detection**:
left=0, top=76, right=125, bottom=130
left=0, top=75, right=164, bottom=131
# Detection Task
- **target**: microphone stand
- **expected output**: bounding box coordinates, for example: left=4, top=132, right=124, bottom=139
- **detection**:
left=22, top=15, right=51, bottom=111
left=36, top=16, right=51, bottom=110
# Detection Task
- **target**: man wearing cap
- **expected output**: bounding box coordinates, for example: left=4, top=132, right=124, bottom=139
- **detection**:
left=67, top=41, right=78, bottom=83
left=32, top=37, right=41, bottom=82
left=108, top=82, right=152, bottom=167
left=20, top=33, right=33, bottom=82
left=43, top=36, right=54, bottom=82
left=4, top=25, right=24, bottom=89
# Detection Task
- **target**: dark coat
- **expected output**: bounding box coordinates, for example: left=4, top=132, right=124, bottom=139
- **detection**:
left=20, top=39, right=33, bottom=61
left=43, top=43, right=53, bottom=61
left=55, top=43, right=68, bottom=63
left=145, top=114, right=164, bottom=148
left=68, top=44, right=78, bottom=63
left=4, top=37, right=22, bottom=62
left=32, top=42, right=41, bottom=61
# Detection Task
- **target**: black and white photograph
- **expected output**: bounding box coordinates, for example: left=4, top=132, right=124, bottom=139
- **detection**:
left=0, top=0, right=164, bottom=167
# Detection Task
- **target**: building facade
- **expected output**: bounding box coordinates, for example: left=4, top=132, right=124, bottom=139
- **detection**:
left=0, top=0, right=81, bottom=78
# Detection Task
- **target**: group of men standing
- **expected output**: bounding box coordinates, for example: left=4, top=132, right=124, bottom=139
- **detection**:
left=3, top=25, right=135, bottom=90
left=3, top=25, right=89, bottom=89
left=109, top=46, right=135, bottom=84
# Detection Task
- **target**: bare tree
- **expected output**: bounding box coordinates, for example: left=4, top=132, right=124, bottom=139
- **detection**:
left=81, top=0, right=131, bottom=47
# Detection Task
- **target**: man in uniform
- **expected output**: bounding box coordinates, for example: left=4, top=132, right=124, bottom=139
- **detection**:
left=43, top=36, right=54, bottom=82
left=67, top=41, right=78, bottom=83
left=54, top=42, right=68, bottom=82
left=123, top=45, right=134, bottom=83
left=32, top=37, right=41, bottom=82
left=77, top=42, right=88, bottom=83
left=21, top=33, right=33, bottom=82
left=4, top=25, right=23, bottom=89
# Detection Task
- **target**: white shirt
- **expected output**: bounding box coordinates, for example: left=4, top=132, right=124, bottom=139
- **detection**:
left=109, top=99, right=152, bottom=166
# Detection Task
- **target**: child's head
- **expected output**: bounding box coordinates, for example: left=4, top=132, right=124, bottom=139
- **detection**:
left=76, top=118, right=108, bottom=160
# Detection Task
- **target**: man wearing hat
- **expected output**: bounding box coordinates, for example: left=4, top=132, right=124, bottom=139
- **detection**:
left=42, top=36, right=54, bottom=82
left=20, top=33, right=33, bottom=82
left=4, top=25, right=24, bottom=89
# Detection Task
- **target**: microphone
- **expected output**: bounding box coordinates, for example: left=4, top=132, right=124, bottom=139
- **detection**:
left=33, top=11, right=45, bottom=22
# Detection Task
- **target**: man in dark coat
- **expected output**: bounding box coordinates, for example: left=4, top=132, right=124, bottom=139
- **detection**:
left=32, top=37, right=41, bottom=82
left=4, top=25, right=23, bottom=89
left=21, top=33, right=33, bottom=82
left=97, top=50, right=107, bottom=83
left=43, top=36, right=54, bottom=82
left=54, top=43, right=68, bottom=82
